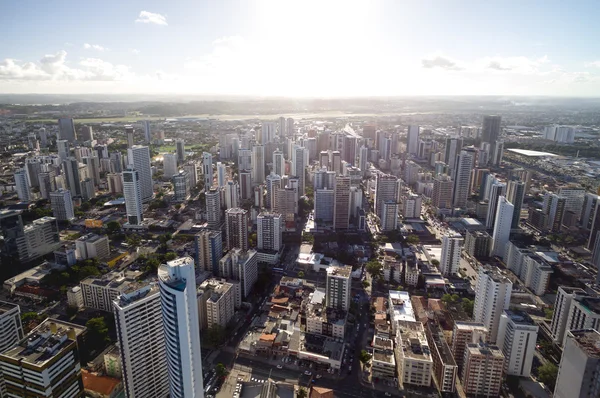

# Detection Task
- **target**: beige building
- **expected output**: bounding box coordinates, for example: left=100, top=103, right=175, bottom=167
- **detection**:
left=80, top=272, right=146, bottom=313
left=451, top=321, right=489, bottom=371
left=461, top=343, right=504, bottom=397
left=371, top=336, right=396, bottom=380
left=395, top=321, right=433, bottom=387
left=75, top=233, right=110, bottom=260
left=67, top=286, right=84, bottom=309
left=199, top=279, right=236, bottom=329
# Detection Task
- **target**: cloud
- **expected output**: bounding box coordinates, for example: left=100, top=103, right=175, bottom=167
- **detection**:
left=131, top=49, right=141, bottom=55
left=0, top=51, right=132, bottom=81
left=479, top=55, right=549, bottom=74
left=421, top=54, right=463, bottom=70
left=585, top=61, right=600, bottom=68
left=135, top=11, right=168, bottom=26
left=83, top=43, right=106, bottom=51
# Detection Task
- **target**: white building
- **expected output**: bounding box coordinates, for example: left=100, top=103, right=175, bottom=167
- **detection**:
left=402, top=193, right=422, bottom=219
left=520, top=254, right=553, bottom=295
left=440, top=236, right=461, bottom=276
left=407, top=125, right=420, bottom=155
left=396, top=321, right=433, bottom=387
left=314, top=188, right=334, bottom=224
left=127, top=145, right=153, bottom=202
left=252, top=145, right=265, bottom=185
left=17, top=216, right=61, bottom=262
left=381, top=201, right=399, bottom=232
left=292, top=145, right=308, bottom=197
left=496, top=310, right=538, bottom=377
left=550, top=286, right=587, bottom=345
left=375, top=174, right=399, bottom=221
left=555, top=329, right=600, bottom=398
left=205, top=187, right=221, bottom=230
left=14, top=169, right=32, bottom=202
left=485, top=183, right=506, bottom=229
left=163, top=153, right=178, bottom=178
left=473, top=266, right=512, bottom=343
left=158, top=257, right=204, bottom=398
left=194, top=229, right=223, bottom=274
left=0, top=301, right=24, bottom=354
left=172, top=170, right=190, bottom=202
left=113, top=284, right=169, bottom=398
left=75, top=233, right=110, bottom=260
left=225, top=208, right=248, bottom=251
left=490, top=196, right=514, bottom=257
left=122, top=167, right=144, bottom=226
left=272, top=149, right=285, bottom=177
left=452, top=148, right=477, bottom=209
left=216, top=162, right=226, bottom=188
left=50, top=188, right=75, bottom=221
left=198, top=279, right=235, bottom=329
left=67, top=286, right=83, bottom=309
left=265, top=173, right=281, bottom=210
left=257, top=212, right=282, bottom=251
left=562, top=296, right=600, bottom=347
left=202, top=152, right=213, bottom=188
left=325, top=265, right=352, bottom=311
left=224, top=180, right=239, bottom=209
left=219, top=249, right=258, bottom=298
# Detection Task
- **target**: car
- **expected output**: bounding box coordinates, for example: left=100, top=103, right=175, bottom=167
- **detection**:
left=385, top=393, right=392, bottom=396
left=277, top=365, right=283, bottom=369
left=304, top=371, right=312, bottom=376
left=316, top=375, right=322, bottom=379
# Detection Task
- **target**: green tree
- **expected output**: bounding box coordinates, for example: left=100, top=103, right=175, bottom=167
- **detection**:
left=462, top=298, right=474, bottom=317
left=366, top=260, right=383, bottom=280
left=205, top=324, right=226, bottom=347
left=359, top=349, right=372, bottom=364
left=431, top=259, right=440, bottom=266
left=297, top=271, right=305, bottom=278
left=106, top=221, right=121, bottom=234
left=86, top=317, right=110, bottom=349
left=80, top=202, right=91, bottom=212
left=297, top=388, right=307, bottom=398
left=164, top=252, right=177, bottom=261
left=544, top=308, right=554, bottom=319
left=215, top=363, right=228, bottom=378
left=301, top=232, right=314, bottom=244
left=537, top=363, right=558, bottom=390
left=362, top=280, right=370, bottom=288
left=405, top=234, right=420, bottom=245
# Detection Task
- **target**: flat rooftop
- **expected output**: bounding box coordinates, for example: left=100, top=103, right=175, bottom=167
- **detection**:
left=454, top=321, right=489, bottom=333
left=506, top=148, right=559, bottom=157
left=397, top=321, right=431, bottom=360
left=466, top=343, right=504, bottom=359
left=389, top=290, right=416, bottom=323
left=76, top=233, right=107, bottom=243
left=570, top=329, right=600, bottom=358
left=504, top=310, right=536, bottom=326
left=0, top=301, right=19, bottom=315
left=326, top=265, right=352, bottom=278
left=373, top=348, right=395, bottom=365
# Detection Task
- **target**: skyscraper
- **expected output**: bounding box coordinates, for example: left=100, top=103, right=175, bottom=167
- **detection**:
left=195, top=230, right=223, bottom=274
left=333, top=176, right=351, bottom=230
left=176, top=139, right=185, bottom=164
left=490, top=196, right=514, bottom=257
left=252, top=145, right=265, bottom=184
left=375, top=174, right=400, bottom=220
left=216, top=162, right=226, bottom=187
left=172, top=170, right=190, bottom=202
left=452, top=148, right=477, bottom=209
left=143, top=120, right=152, bottom=143
left=257, top=212, right=282, bottom=251
left=62, top=157, right=83, bottom=197
left=272, top=149, right=285, bottom=177
left=202, top=152, right=213, bottom=188
left=80, top=125, right=94, bottom=141
left=58, top=117, right=77, bottom=142
left=555, top=329, right=600, bottom=398
left=407, top=125, right=420, bottom=155
left=473, top=266, right=512, bottom=343
left=57, top=139, right=70, bottom=160
left=358, top=145, right=368, bottom=176
left=158, top=257, right=203, bottom=398
left=122, top=167, right=144, bottom=226
left=127, top=146, right=153, bottom=202
left=444, top=137, right=463, bottom=171
left=163, top=153, right=178, bottom=178
left=496, top=310, right=538, bottom=377
left=50, top=188, right=75, bottom=221
left=225, top=208, right=248, bottom=251
left=481, top=115, right=501, bottom=144
left=14, top=169, right=31, bottom=202
left=440, top=236, right=461, bottom=276
left=432, top=175, right=453, bottom=210
left=506, top=179, right=526, bottom=229
left=224, top=180, right=239, bottom=209
left=550, top=286, right=588, bottom=345
left=265, top=173, right=281, bottom=210
left=239, top=170, right=252, bottom=200
left=292, top=145, right=308, bottom=197
left=206, top=187, right=221, bottom=230
left=113, top=283, right=169, bottom=398
left=126, top=125, right=135, bottom=148
left=544, top=193, right=566, bottom=232
left=326, top=265, right=352, bottom=311
left=485, top=183, right=507, bottom=229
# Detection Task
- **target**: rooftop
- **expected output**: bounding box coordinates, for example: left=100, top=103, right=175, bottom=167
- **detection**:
left=373, top=348, right=395, bottom=365
left=504, top=309, right=537, bottom=326
left=466, top=342, right=504, bottom=359
left=397, top=321, right=431, bottom=360
left=76, top=233, right=107, bottom=244
left=389, top=290, right=416, bottom=323
left=480, top=264, right=512, bottom=284
left=326, top=265, right=352, bottom=278
left=0, top=301, right=19, bottom=315
left=82, top=370, right=122, bottom=395
left=454, top=321, right=489, bottom=333
left=570, top=329, right=600, bottom=358
left=82, top=272, right=150, bottom=296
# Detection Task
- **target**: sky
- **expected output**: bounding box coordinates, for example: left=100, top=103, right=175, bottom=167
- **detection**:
left=1, top=0, right=600, bottom=97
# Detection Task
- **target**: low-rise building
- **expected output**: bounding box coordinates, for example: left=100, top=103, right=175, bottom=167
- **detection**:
left=75, top=233, right=110, bottom=260
left=371, top=336, right=396, bottom=380
left=80, top=272, right=146, bottom=313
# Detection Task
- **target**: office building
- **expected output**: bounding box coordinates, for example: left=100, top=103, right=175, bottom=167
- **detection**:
left=219, top=249, right=258, bottom=298
left=80, top=177, right=95, bottom=201
left=485, top=183, right=506, bottom=229
left=0, top=319, right=85, bottom=398
left=381, top=201, right=399, bottom=232
left=554, top=329, right=600, bottom=398
left=127, top=146, right=153, bottom=202
left=143, top=120, right=152, bottom=143
left=461, top=342, right=504, bottom=397
left=292, top=145, right=308, bottom=197
left=252, top=145, right=265, bottom=185
left=331, top=151, right=342, bottom=175
left=265, top=173, right=281, bottom=210
left=202, top=152, right=213, bottom=188
left=325, top=265, right=352, bottom=311
left=432, top=175, right=453, bottom=210
left=544, top=193, right=566, bottom=232
left=224, top=180, right=239, bottom=209
left=110, top=151, right=124, bottom=173
left=163, top=153, right=178, bottom=178
left=375, top=174, right=400, bottom=220
left=473, top=266, right=512, bottom=343
left=113, top=283, right=169, bottom=398
left=506, top=179, right=526, bottom=229
left=557, top=185, right=586, bottom=213
left=490, top=196, right=514, bottom=257
left=257, top=212, right=282, bottom=251
left=205, top=187, right=221, bottom=230
left=496, top=310, right=538, bottom=377
left=58, top=117, right=77, bottom=142
left=358, top=145, right=368, bottom=177
left=194, top=230, right=223, bottom=274
left=452, top=148, right=477, bottom=209
left=82, top=155, right=100, bottom=186
left=550, top=286, right=588, bottom=345
left=238, top=170, right=252, bottom=200
left=175, top=139, right=185, bottom=164
left=107, top=172, right=123, bottom=194
left=17, top=216, right=61, bottom=262
left=272, top=149, right=285, bottom=177
left=402, top=193, right=422, bottom=219
left=14, top=169, right=32, bottom=202
left=75, top=233, right=110, bottom=260
left=333, top=176, right=350, bottom=230
left=464, top=230, right=492, bottom=258
left=451, top=322, right=489, bottom=371
left=198, top=279, right=235, bottom=329
left=238, top=148, right=252, bottom=171
left=126, top=125, right=134, bottom=148
left=225, top=208, right=248, bottom=252
left=440, top=236, right=461, bottom=276
left=122, top=167, right=144, bottom=226
left=49, top=188, right=75, bottom=221
left=481, top=115, right=501, bottom=144
left=407, top=125, right=420, bottom=155
left=172, top=170, right=190, bottom=202
left=158, top=257, right=203, bottom=398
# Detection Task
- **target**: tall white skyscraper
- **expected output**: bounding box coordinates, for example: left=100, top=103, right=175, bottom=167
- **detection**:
left=550, top=286, right=587, bottom=345
left=278, top=117, right=286, bottom=137
left=225, top=208, right=248, bottom=251
left=57, top=140, right=70, bottom=160
left=216, top=162, right=226, bottom=188
left=490, top=196, right=514, bottom=257
left=113, top=283, right=169, bottom=398
left=238, top=149, right=252, bottom=171
left=257, top=212, right=282, bottom=251
left=407, top=125, right=420, bottom=154
left=506, top=179, right=526, bottom=229
left=272, top=149, right=285, bottom=177
left=486, top=183, right=507, bottom=229
left=260, top=122, right=276, bottom=144
left=14, top=169, right=31, bottom=202
left=292, top=145, right=308, bottom=197
left=251, top=145, right=265, bottom=185
left=326, top=265, right=352, bottom=311
left=555, top=329, right=600, bottom=398
left=452, top=148, right=477, bottom=209
left=163, top=153, right=178, bottom=178
left=158, top=257, right=203, bottom=398
left=473, top=266, right=512, bottom=343
left=127, top=146, right=153, bottom=202
left=202, top=152, right=213, bottom=188
left=375, top=174, right=400, bottom=220
left=50, top=188, right=75, bottom=221
left=126, top=125, right=135, bottom=148
left=496, top=310, right=538, bottom=377
left=359, top=145, right=368, bottom=176
left=224, top=180, right=239, bottom=209
left=265, top=173, right=281, bottom=210
left=440, top=236, right=461, bottom=276
left=122, top=167, right=144, bottom=225
left=205, top=187, right=221, bottom=230
left=286, top=118, right=294, bottom=137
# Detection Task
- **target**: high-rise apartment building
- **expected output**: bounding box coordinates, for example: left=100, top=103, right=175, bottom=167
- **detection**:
left=127, top=146, right=153, bottom=202
left=432, top=174, right=453, bottom=210
left=490, top=196, right=514, bottom=257
left=257, top=212, right=282, bottom=251
left=122, top=167, right=143, bottom=226
left=452, top=148, right=477, bottom=209
left=252, top=145, right=265, bottom=185
left=325, top=265, right=352, bottom=311
left=265, top=173, right=281, bottom=209
left=473, top=266, right=512, bottom=343
left=562, top=296, right=600, bottom=347
left=292, top=145, right=308, bottom=197
left=506, top=179, right=526, bottom=229
left=172, top=170, right=190, bottom=202
left=14, top=169, right=31, bottom=202
left=440, top=236, right=461, bottom=276
left=143, top=120, right=152, bottom=142
left=58, top=117, right=77, bottom=142
left=461, top=342, right=504, bottom=397
left=451, top=322, right=489, bottom=371
left=113, top=283, right=169, bottom=398
left=333, top=176, right=350, bottom=230
left=481, top=115, right=501, bottom=144
left=175, top=139, right=185, bottom=164
left=194, top=229, right=223, bottom=274
left=555, top=329, right=600, bottom=398
left=206, top=187, right=221, bottom=230
left=163, top=153, right=178, bottom=178
left=486, top=183, right=506, bottom=229
left=550, top=286, right=587, bottom=345
left=219, top=249, right=258, bottom=298
left=50, top=188, right=75, bottom=221
left=224, top=180, right=239, bottom=209
left=17, top=216, right=61, bottom=262
left=225, top=208, right=248, bottom=251
left=444, top=137, right=463, bottom=171
left=202, top=152, right=213, bottom=188
left=198, top=279, right=235, bottom=330
left=496, top=310, right=538, bottom=377
left=126, top=125, right=135, bottom=148
left=375, top=174, right=399, bottom=221
left=158, top=257, right=203, bottom=398
left=407, top=125, right=420, bottom=155
left=381, top=201, right=399, bottom=232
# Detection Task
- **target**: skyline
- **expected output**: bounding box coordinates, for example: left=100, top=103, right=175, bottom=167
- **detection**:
left=2, top=0, right=600, bottom=96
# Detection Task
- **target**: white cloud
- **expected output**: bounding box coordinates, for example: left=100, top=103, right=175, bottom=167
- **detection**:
left=135, top=11, right=168, bottom=26
left=0, top=51, right=132, bottom=82
left=83, top=43, right=106, bottom=51
left=477, top=55, right=549, bottom=74
left=131, top=49, right=141, bottom=55
left=421, top=54, right=463, bottom=70
left=585, top=61, right=600, bottom=68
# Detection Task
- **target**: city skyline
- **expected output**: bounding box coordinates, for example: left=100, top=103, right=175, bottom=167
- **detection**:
left=2, top=0, right=600, bottom=96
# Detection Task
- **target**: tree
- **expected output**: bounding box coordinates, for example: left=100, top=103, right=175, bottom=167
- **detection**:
left=205, top=324, right=226, bottom=347
left=80, top=202, right=91, bottom=212
left=462, top=298, right=474, bottom=317
left=537, top=363, right=558, bottom=390
left=366, top=260, right=383, bottom=280
left=301, top=232, right=314, bottom=244
left=106, top=221, right=121, bottom=234
left=297, top=388, right=307, bottom=398
left=86, top=317, right=110, bottom=349
left=359, top=349, right=372, bottom=364
left=544, top=307, right=554, bottom=319
left=362, top=280, right=370, bottom=288
left=164, top=252, right=177, bottom=261
left=215, top=363, right=228, bottom=378
left=405, top=234, right=420, bottom=245
left=297, top=271, right=305, bottom=278
left=431, top=259, right=440, bottom=266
